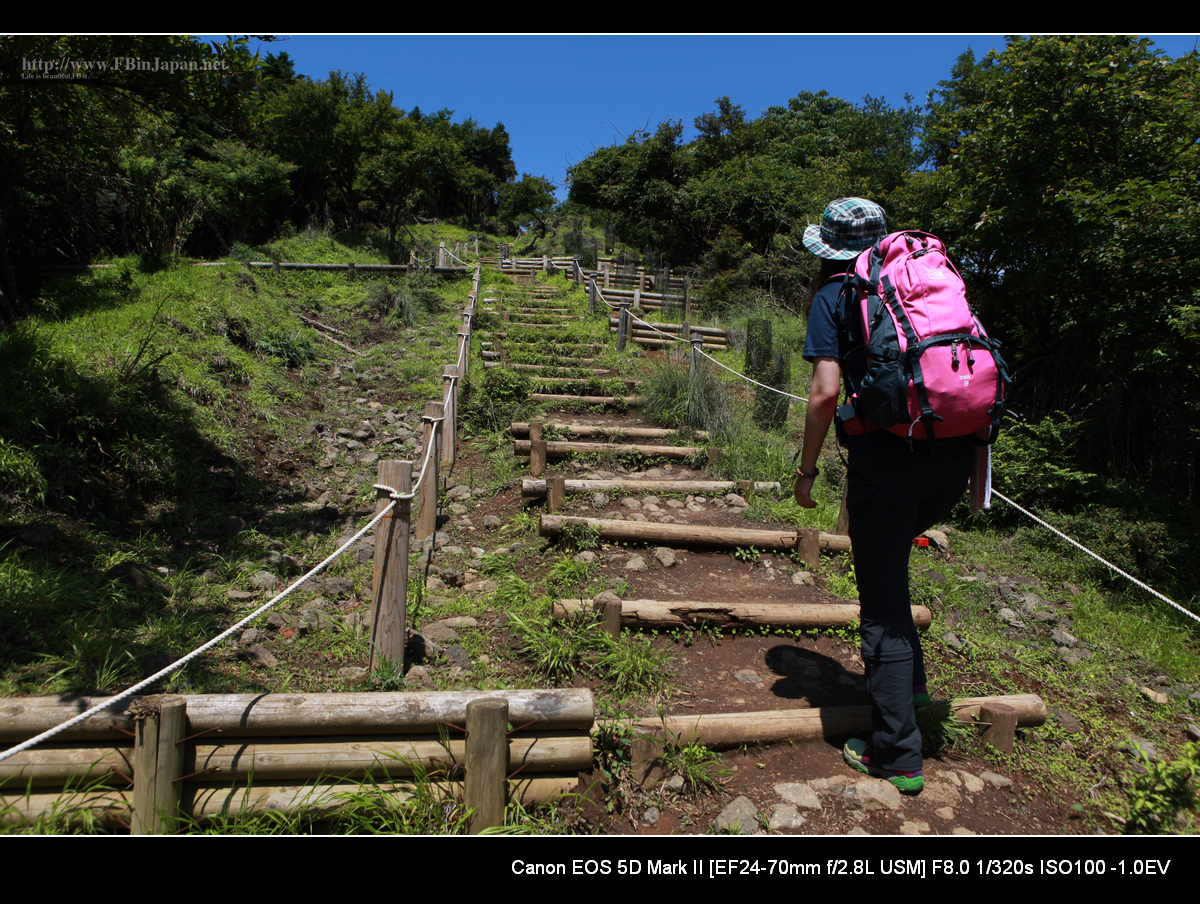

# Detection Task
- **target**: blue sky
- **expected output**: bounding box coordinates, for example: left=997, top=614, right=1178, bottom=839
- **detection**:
left=244, top=34, right=1200, bottom=200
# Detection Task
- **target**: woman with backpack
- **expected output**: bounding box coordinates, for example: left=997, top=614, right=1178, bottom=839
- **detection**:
left=793, top=197, right=974, bottom=795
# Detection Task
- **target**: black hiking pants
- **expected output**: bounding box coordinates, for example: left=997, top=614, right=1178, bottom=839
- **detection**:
left=846, top=433, right=971, bottom=773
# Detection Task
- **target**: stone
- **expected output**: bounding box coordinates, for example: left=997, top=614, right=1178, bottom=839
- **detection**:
left=404, top=666, right=432, bottom=687
left=422, top=622, right=460, bottom=642
left=243, top=645, right=278, bottom=668
left=900, top=820, right=930, bottom=835
left=624, top=555, right=648, bottom=571
left=653, top=547, right=677, bottom=567
left=792, top=571, right=816, bottom=586
left=810, top=775, right=849, bottom=796
left=958, top=771, right=985, bottom=794
left=980, top=771, right=1013, bottom=789
left=1140, top=686, right=1170, bottom=705
left=713, top=796, right=758, bottom=834
left=769, top=804, right=806, bottom=830
left=921, top=781, right=961, bottom=808
left=934, top=807, right=955, bottom=821
left=338, top=667, right=369, bottom=682
left=642, top=806, right=660, bottom=825
left=775, top=782, right=821, bottom=810
left=921, top=528, right=949, bottom=552
left=842, top=778, right=903, bottom=811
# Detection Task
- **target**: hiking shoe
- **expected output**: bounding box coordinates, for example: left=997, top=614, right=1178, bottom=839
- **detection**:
left=843, top=737, right=924, bottom=794
left=913, top=691, right=932, bottom=708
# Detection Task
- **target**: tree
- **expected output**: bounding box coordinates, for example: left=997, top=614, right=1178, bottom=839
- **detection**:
left=0, top=35, right=268, bottom=325
left=499, top=174, right=557, bottom=235
left=919, top=35, right=1200, bottom=496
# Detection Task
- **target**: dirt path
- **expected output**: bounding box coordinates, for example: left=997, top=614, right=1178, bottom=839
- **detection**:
left=460, top=274, right=1078, bottom=836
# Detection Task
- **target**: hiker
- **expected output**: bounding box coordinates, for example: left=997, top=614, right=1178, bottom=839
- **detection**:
left=794, top=197, right=972, bottom=795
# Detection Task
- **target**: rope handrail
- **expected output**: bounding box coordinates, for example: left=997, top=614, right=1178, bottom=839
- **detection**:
left=0, top=496, right=399, bottom=764
left=991, top=489, right=1198, bottom=625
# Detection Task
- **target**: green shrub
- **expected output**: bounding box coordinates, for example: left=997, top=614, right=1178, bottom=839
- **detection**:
left=461, top=368, right=533, bottom=433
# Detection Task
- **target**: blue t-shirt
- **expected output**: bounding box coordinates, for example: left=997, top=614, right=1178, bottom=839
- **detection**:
left=802, top=273, right=848, bottom=363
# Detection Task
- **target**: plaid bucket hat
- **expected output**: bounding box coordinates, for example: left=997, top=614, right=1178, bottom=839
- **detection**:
left=802, top=197, right=889, bottom=260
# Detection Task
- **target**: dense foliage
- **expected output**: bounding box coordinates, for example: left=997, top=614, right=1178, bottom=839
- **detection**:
left=0, top=35, right=533, bottom=325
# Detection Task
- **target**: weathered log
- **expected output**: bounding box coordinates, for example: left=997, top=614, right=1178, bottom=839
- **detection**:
left=484, top=361, right=615, bottom=375
left=0, top=689, right=595, bottom=742
left=514, top=440, right=699, bottom=460
left=539, top=514, right=851, bottom=553
left=522, top=478, right=777, bottom=498
left=606, top=318, right=728, bottom=338
left=951, top=695, right=1046, bottom=727
left=528, top=393, right=643, bottom=405
left=0, top=743, right=133, bottom=787
left=0, top=777, right=579, bottom=826
left=617, top=694, right=1046, bottom=749
left=511, top=423, right=709, bottom=441
left=552, top=599, right=931, bottom=630
left=184, top=731, right=592, bottom=781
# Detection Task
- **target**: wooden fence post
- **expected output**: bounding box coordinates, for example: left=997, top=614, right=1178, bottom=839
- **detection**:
left=457, top=330, right=470, bottom=378
left=529, top=422, right=546, bottom=478
left=465, top=698, right=509, bottom=834
left=684, top=276, right=692, bottom=320
left=370, top=460, right=411, bottom=673
left=442, top=366, right=458, bottom=469
left=617, top=302, right=631, bottom=352
left=416, top=402, right=442, bottom=540
left=438, top=241, right=447, bottom=269
left=690, top=336, right=704, bottom=375
left=681, top=320, right=691, bottom=342
left=547, top=475, right=565, bottom=512
left=594, top=597, right=622, bottom=641
left=132, top=695, right=186, bottom=835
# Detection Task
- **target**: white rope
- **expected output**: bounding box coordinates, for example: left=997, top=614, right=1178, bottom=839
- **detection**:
left=0, top=497, right=401, bottom=763
left=991, top=489, right=1199, bottom=625
left=698, top=347, right=808, bottom=403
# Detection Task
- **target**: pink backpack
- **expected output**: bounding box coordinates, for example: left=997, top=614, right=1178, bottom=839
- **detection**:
left=836, top=231, right=1012, bottom=446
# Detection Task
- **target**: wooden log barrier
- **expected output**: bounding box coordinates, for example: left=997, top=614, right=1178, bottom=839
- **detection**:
left=617, top=694, right=1046, bottom=750
left=553, top=599, right=931, bottom=630
left=0, top=689, right=595, bottom=742
left=540, top=514, right=852, bottom=554
left=521, top=478, right=779, bottom=498
left=515, top=440, right=700, bottom=460
left=511, top=423, right=710, bottom=441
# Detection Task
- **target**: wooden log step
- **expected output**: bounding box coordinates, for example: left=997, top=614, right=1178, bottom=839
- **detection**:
left=529, top=393, right=643, bottom=406
left=618, top=335, right=725, bottom=351
left=539, top=514, right=851, bottom=553
left=0, top=689, right=595, bottom=742
left=611, top=326, right=728, bottom=345
left=515, top=440, right=697, bottom=460
left=607, top=318, right=728, bottom=338
left=521, top=478, right=771, bottom=498
left=553, top=599, right=931, bottom=630
left=619, top=694, right=1046, bottom=749
left=527, top=377, right=641, bottom=389
left=484, top=362, right=615, bottom=375
left=512, top=423, right=709, bottom=440
left=482, top=350, right=603, bottom=364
